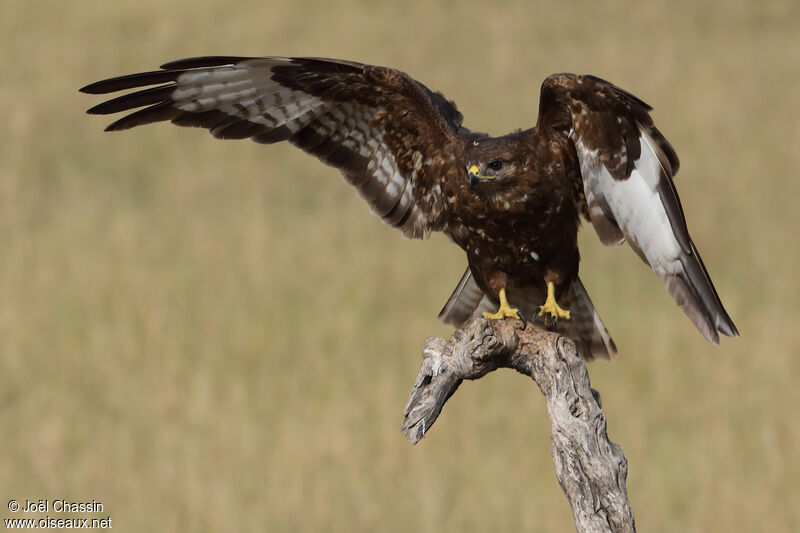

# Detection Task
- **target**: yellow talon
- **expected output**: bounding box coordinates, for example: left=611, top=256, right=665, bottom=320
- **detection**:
left=538, top=282, right=571, bottom=321
left=483, top=288, right=522, bottom=321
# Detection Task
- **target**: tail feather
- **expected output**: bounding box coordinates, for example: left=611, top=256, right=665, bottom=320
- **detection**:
left=437, top=268, right=485, bottom=327
left=438, top=269, right=616, bottom=361
left=558, top=277, right=617, bottom=361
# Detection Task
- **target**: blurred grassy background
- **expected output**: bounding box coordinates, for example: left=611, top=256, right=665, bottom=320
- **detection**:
left=1, top=0, right=798, bottom=531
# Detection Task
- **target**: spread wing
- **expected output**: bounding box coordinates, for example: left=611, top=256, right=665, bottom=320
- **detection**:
left=539, top=73, right=738, bottom=344
left=81, top=56, right=466, bottom=239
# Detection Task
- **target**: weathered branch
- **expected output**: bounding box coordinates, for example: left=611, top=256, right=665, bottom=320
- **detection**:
left=402, top=318, right=635, bottom=533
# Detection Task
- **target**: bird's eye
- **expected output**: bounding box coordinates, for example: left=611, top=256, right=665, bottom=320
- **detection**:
left=488, top=159, right=504, bottom=171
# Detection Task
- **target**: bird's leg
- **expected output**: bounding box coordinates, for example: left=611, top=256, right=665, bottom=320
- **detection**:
left=538, top=281, right=571, bottom=322
left=483, top=288, right=523, bottom=321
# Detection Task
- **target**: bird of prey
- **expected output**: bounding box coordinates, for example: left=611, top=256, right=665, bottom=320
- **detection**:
left=81, top=56, right=739, bottom=360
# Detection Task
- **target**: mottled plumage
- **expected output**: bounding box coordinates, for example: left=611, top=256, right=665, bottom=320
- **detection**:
left=81, top=56, right=738, bottom=360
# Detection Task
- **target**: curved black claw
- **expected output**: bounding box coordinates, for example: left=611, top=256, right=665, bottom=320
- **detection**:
left=534, top=310, right=557, bottom=331
left=517, top=311, right=527, bottom=330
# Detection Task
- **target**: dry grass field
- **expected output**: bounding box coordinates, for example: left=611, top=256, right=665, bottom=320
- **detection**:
left=2, top=0, right=799, bottom=531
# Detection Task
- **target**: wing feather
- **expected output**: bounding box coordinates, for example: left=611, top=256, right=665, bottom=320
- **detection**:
left=540, top=74, right=738, bottom=343
left=82, top=56, right=465, bottom=239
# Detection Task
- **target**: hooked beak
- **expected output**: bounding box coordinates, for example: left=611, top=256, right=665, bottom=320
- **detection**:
left=468, top=165, right=490, bottom=187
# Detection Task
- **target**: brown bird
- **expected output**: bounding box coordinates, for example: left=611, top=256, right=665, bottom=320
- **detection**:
left=81, top=56, right=738, bottom=360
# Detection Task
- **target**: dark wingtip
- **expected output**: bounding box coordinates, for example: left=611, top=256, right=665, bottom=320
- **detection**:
left=79, top=70, right=182, bottom=95
left=159, top=56, right=251, bottom=70
left=81, top=57, right=252, bottom=98
left=718, top=318, right=739, bottom=338
left=80, top=80, right=111, bottom=95
left=100, top=101, right=178, bottom=132
left=104, top=119, right=132, bottom=132
left=86, top=85, right=175, bottom=116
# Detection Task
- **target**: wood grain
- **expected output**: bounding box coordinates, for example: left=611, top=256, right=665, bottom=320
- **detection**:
left=402, top=318, right=635, bottom=533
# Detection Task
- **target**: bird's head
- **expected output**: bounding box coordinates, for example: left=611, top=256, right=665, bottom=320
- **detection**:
left=464, top=136, right=524, bottom=191
left=467, top=158, right=508, bottom=187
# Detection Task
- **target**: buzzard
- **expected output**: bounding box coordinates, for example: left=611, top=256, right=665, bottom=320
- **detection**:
left=81, top=56, right=739, bottom=360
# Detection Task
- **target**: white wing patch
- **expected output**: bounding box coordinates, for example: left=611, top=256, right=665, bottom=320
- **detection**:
left=577, top=129, right=682, bottom=275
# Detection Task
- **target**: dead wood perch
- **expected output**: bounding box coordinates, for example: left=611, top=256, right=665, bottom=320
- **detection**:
left=402, top=318, right=635, bottom=533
